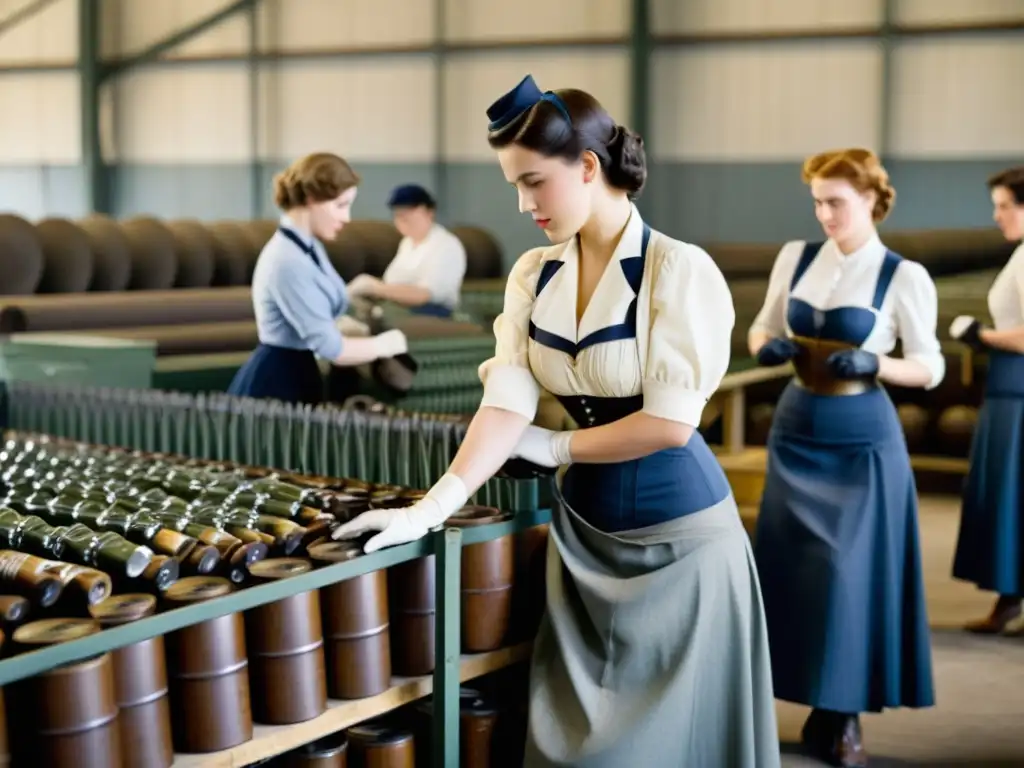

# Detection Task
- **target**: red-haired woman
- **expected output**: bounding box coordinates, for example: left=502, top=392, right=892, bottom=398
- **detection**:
left=748, top=148, right=944, bottom=766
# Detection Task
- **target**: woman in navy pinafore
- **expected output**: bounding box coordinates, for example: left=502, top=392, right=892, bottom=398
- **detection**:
left=950, top=166, right=1024, bottom=634
left=228, top=152, right=408, bottom=405
left=749, top=149, right=944, bottom=767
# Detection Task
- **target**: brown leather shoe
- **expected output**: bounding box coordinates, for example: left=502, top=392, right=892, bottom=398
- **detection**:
left=964, top=596, right=1022, bottom=634
left=833, top=715, right=868, bottom=767
left=803, top=711, right=868, bottom=767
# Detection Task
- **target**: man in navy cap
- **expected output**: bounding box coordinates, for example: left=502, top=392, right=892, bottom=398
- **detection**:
left=346, top=183, right=467, bottom=317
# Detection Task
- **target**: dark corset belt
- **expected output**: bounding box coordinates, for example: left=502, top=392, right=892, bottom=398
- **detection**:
left=554, top=394, right=644, bottom=427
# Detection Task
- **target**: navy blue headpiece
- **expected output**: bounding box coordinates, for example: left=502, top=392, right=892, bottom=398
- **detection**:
left=486, top=74, right=572, bottom=132
left=387, top=183, right=436, bottom=209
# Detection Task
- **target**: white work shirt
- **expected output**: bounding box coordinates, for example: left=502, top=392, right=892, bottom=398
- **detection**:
left=478, top=203, right=735, bottom=428
left=749, top=235, right=946, bottom=389
left=382, top=223, right=467, bottom=309
left=988, top=242, right=1024, bottom=330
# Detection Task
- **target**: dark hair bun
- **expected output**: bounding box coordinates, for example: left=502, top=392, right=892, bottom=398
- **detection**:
left=604, top=125, right=647, bottom=198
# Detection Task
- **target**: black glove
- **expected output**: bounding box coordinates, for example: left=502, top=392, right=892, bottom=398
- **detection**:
left=756, top=337, right=801, bottom=367
left=949, top=315, right=986, bottom=352
left=826, top=349, right=879, bottom=379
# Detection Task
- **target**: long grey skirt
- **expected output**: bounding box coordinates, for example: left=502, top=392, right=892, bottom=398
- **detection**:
left=523, top=491, right=781, bottom=767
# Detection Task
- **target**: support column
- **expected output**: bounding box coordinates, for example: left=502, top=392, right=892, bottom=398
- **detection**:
left=78, top=0, right=109, bottom=214
left=432, top=0, right=448, bottom=216
left=630, top=0, right=651, bottom=215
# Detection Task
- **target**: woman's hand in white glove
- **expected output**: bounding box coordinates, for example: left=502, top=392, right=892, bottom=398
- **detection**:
left=347, top=274, right=384, bottom=297
left=331, top=473, right=469, bottom=553
left=511, top=425, right=573, bottom=468
left=372, top=329, right=408, bottom=358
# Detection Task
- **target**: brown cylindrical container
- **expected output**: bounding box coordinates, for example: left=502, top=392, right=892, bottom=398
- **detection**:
left=308, top=542, right=391, bottom=699
left=162, top=576, right=253, bottom=753
left=244, top=558, right=327, bottom=724
left=413, top=687, right=501, bottom=768
left=448, top=507, right=515, bottom=652
left=89, top=594, right=174, bottom=768
left=281, top=734, right=349, bottom=767
left=346, top=722, right=414, bottom=768
left=8, top=618, right=121, bottom=767
left=387, top=555, right=435, bottom=676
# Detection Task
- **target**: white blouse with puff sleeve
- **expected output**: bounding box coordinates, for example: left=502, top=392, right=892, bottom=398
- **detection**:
left=987, top=242, right=1024, bottom=330
left=749, top=236, right=946, bottom=390
left=478, top=205, right=735, bottom=429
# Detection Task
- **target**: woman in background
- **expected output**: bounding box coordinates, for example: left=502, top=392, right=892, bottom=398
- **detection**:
left=332, top=75, right=780, bottom=767
left=749, top=148, right=943, bottom=767
left=346, top=183, right=468, bottom=318
left=227, top=152, right=408, bottom=405
left=950, top=166, right=1024, bottom=633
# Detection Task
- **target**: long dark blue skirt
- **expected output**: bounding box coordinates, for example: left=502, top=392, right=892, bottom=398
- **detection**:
left=227, top=343, right=324, bottom=405
left=754, top=382, right=934, bottom=713
left=952, top=350, right=1024, bottom=596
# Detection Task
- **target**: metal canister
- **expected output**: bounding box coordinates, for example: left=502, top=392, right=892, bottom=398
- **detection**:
left=89, top=593, right=173, bottom=768
left=244, top=558, right=327, bottom=724
left=8, top=618, right=121, bottom=767
left=413, top=687, right=501, bottom=768
left=448, top=506, right=515, bottom=652
left=162, top=575, right=253, bottom=752
left=346, top=721, right=414, bottom=768
left=280, top=734, right=349, bottom=767
left=308, top=541, right=391, bottom=699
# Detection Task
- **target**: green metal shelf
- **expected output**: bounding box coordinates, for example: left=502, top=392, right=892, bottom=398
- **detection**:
left=0, top=506, right=553, bottom=768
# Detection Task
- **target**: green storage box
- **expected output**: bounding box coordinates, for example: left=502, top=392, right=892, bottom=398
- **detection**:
left=0, top=333, right=157, bottom=389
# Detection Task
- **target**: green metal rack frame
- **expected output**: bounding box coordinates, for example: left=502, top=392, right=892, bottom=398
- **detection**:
left=0, top=506, right=553, bottom=767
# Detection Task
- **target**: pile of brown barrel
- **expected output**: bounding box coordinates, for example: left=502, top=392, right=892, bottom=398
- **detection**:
left=0, top=213, right=505, bottom=295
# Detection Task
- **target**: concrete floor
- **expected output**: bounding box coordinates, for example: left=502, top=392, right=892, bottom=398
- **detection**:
left=750, top=495, right=1024, bottom=767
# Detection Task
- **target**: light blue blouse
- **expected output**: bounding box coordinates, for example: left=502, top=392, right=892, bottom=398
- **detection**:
left=250, top=214, right=349, bottom=361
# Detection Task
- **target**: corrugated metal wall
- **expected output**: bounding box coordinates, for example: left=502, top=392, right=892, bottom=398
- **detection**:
left=0, top=0, right=1021, bottom=266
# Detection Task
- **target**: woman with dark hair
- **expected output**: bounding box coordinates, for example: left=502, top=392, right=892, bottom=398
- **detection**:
left=227, top=152, right=409, bottom=404
left=749, top=149, right=943, bottom=767
left=334, top=75, right=780, bottom=767
left=950, top=166, right=1024, bottom=633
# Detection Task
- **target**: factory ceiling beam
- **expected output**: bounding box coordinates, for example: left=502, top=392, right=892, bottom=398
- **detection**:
left=104, top=0, right=260, bottom=78
left=0, top=0, right=62, bottom=38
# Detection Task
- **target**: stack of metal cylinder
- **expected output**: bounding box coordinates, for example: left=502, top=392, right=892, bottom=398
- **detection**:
left=0, top=432, right=549, bottom=767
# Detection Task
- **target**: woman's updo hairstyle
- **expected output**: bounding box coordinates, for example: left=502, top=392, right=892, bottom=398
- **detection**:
left=486, top=77, right=647, bottom=199
left=273, top=152, right=361, bottom=211
left=987, top=166, right=1024, bottom=205
left=801, top=148, right=896, bottom=222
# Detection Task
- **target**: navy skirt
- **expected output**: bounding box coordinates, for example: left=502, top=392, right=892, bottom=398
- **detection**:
left=753, top=382, right=934, bottom=713
left=227, top=344, right=324, bottom=405
left=562, top=431, right=731, bottom=533
left=952, top=350, right=1024, bottom=596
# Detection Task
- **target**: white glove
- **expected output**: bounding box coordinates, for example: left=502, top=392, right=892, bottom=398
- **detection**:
left=331, top=473, right=469, bottom=553
left=372, top=329, right=408, bottom=358
left=949, top=315, right=977, bottom=340
left=511, top=425, right=573, bottom=468
left=347, top=274, right=384, bottom=297
left=336, top=315, right=370, bottom=337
